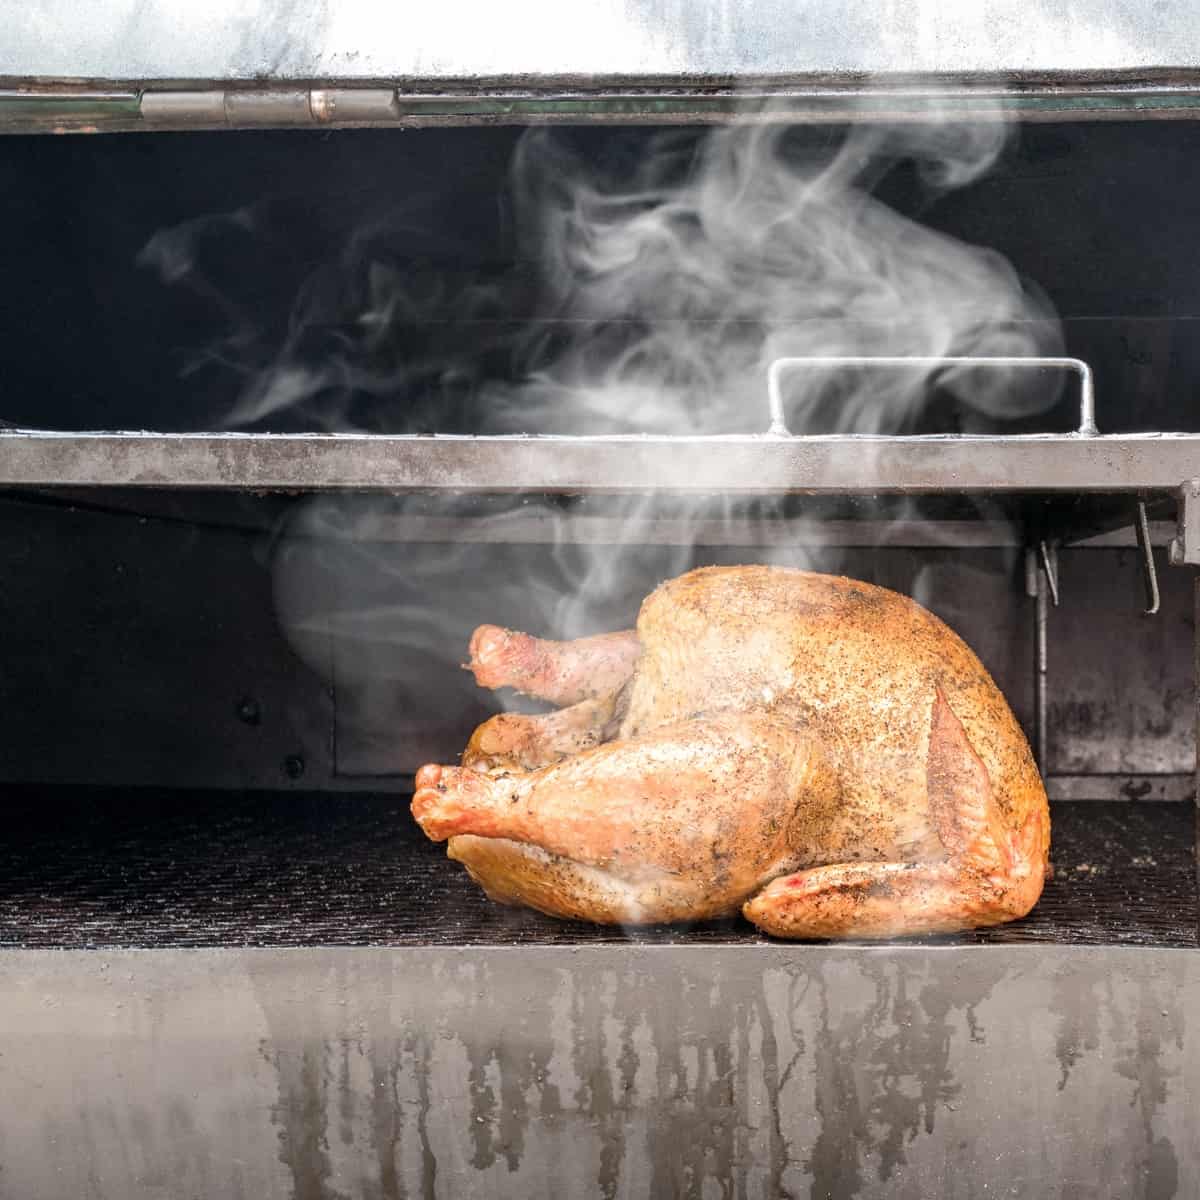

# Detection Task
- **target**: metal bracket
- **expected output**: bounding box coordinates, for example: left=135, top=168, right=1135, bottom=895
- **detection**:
left=1038, top=539, right=1060, bottom=607
left=1025, top=540, right=1059, bottom=774
left=1135, top=499, right=1161, bottom=614
left=766, top=355, right=1096, bottom=437
left=1168, top=479, right=1200, bottom=566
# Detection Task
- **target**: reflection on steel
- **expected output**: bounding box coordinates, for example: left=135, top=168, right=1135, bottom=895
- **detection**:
left=2, top=429, right=1199, bottom=493
left=768, top=355, right=1096, bottom=437
left=2, top=0, right=1199, bottom=84
left=0, top=946, right=1194, bottom=1196
left=1135, top=499, right=1161, bottom=614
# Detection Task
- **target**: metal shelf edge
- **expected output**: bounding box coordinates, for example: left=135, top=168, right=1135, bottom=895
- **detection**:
left=0, top=430, right=1198, bottom=493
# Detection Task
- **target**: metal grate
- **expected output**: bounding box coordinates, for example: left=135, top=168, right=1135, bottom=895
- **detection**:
left=0, top=787, right=1193, bottom=949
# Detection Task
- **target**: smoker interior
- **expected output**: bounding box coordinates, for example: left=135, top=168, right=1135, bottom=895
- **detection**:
left=1, top=121, right=1197, bottom=949
left=0, top=488, right=1194, bottom=948
left=5, top=121, right=1200, bottom=437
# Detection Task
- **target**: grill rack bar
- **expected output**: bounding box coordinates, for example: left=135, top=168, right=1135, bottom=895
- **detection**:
left=0, top=429, right=1197, bottom=494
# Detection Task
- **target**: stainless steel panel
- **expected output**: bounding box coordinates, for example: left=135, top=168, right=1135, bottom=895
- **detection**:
left=2, top=0, right=1199, bottom=85
left=0, top=499, right=339, bottom=792
left=1048, top=549, right=1196, bottom=777
left=0, top=945, right=1193, bottom=1198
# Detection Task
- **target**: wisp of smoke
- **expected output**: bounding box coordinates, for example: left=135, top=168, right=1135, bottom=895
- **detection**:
left=486, top=116, right=1060, bottom=436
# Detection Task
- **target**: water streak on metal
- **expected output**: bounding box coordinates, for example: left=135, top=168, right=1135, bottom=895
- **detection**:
left=0, top=946, right=1192, bottom=1196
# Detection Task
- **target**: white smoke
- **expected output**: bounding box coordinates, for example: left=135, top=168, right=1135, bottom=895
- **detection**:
left=480, top=115, right=1060, bottom=436
left=144, top=104, right=1063, bottom=773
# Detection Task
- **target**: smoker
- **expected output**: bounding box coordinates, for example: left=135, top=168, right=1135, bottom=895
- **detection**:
left=1, top=5, right=1198, bottom=1197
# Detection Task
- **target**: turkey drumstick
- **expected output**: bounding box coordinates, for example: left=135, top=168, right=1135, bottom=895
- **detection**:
left=414, top=712, right=841, bottom=924
left=467, top=625, right=639, bottom=706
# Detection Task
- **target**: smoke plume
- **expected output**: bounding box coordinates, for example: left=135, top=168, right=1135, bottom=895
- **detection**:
left=144, top=105, right=1062, bottom=775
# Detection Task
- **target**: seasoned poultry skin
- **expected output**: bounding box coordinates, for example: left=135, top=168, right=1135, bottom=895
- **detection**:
left=411, top=565, right=1049, bottom=938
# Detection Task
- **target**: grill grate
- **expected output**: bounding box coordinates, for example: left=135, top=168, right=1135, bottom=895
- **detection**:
left=0, top=787, right=1193, bottom=949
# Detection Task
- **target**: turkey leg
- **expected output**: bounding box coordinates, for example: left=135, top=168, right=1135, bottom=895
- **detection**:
left=742, top=691, right=1048, bottom=938
left=413, top=712, right=841, bottom=924
left=467, top=625, right=639, bottom=706
left=461, top=695, right=622, bottom=773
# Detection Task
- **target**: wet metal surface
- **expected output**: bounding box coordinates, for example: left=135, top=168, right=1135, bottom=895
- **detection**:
left=2, top=0, right=1200, bottom=84
left=1047, top=549, right=1196, bottom=777
left=0, top=944, right=1193, bottom=1198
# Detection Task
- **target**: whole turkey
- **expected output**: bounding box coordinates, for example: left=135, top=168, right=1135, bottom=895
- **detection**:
left=412, top=565, right=1049, bottom=938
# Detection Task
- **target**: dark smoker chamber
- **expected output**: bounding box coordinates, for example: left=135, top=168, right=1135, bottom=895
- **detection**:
left=2, top=11, right=1200, bottom=1198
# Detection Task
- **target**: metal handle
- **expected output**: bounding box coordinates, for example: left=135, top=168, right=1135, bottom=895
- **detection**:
left=766, top=355, right=1096, bottom=437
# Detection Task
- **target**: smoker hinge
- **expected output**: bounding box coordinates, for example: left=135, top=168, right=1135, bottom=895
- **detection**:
left=1168, top=479, right=1200, bottom=567
left=140, top=89, right=400, bottom=126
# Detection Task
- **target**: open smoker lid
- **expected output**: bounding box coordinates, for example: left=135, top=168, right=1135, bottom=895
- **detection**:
left=4, top=0, right=1200, bottom=133
left=2, top=0, right=1199, bottom=83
